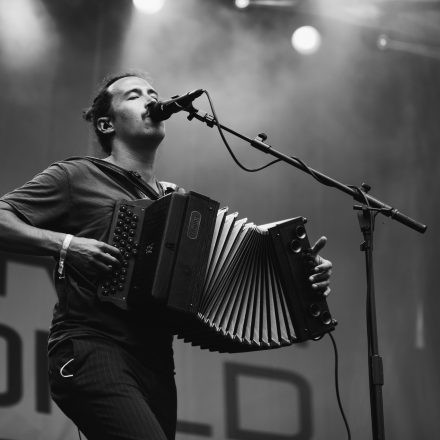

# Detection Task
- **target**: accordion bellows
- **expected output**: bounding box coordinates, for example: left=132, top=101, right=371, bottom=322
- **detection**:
left=98, top=192, right=336, bottom=352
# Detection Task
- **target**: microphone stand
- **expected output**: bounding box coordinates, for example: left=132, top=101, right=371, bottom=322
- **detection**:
left=184, top=105, right=427, bottom=440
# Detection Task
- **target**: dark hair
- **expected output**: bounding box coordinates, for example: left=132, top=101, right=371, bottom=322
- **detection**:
left=82, top=70, right=151, bottom=155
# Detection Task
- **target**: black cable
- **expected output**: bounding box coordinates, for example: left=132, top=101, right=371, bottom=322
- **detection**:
left=329, top=332, right=352, bottom=440
left=202, top=90, right=360, bottom=191
left=203, top=90, right=282, bottom=172
left=201, top=90, right=403, bottom=222
left=200, top=94, right=350, bottom=438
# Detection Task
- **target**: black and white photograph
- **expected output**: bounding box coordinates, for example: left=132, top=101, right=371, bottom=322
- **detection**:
left=0, top=1, right=438, bottom=439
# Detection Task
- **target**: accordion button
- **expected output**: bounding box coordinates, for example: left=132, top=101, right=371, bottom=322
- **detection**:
left=132, top=249, right=138, bottom=256
left=118, top=213, right=126, bottom=220
left=130, top=222, right=137, bottom=229
left=129, top=229, right=135, bottom=236
left=132, top=215, right=138, bottom=222
left=115, top=227, right=121, bottom=234
left=320, top=311, right=332, bottom=325
left=120, top=276, right=126, bottom=282
left=127, top=210, right=133, bottom=217
left=120, top=205, right=127, bottom=212
left=124, top=252, right=130, bottom=259
left=289, top=239, right=302, bottom=253
left=133, top=242, right=139, bottom=248
left=102, top=289, right=109, bottom=296
left=117, top=220, right=124, bottom=227
left=309, top=303, right=321, bottom=317
left=121, top=268, right=127, bottom=275
left=110, top=287, right=117, bottom=294
left=122, top=233, right=128, bottom=239
left=122, top=260, right=128, bottom=267
left=123, top=225, right=129, bottom=231
left=118, top=284, right=124, bottom=291
left=296, top=225, right=307, bottom=239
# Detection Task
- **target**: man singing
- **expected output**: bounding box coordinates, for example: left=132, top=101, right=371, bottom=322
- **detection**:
left=0, top=72, right=332, bottom=440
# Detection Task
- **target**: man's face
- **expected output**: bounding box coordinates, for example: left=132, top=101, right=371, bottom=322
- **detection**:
left=107, top=76, right=165, bottom=147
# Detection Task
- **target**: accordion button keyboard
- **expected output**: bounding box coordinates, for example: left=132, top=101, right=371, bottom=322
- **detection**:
left=101, top=203, right=143, bottom=299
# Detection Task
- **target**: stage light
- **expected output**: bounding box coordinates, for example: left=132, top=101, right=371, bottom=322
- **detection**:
left=291, top=26, right=322, bottom=55
left=377, top=34, right=389, bottom=51
left=0, top=0, right=56, bottom=69
left=132, top=0, right=166, bottom=14
left=235, top=0, right=250, bottom=9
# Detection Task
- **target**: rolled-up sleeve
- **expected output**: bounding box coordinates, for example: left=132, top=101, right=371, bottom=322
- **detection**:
left=0, top=163, right=70, bottom=231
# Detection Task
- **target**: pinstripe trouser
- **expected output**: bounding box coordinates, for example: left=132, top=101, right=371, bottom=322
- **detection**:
left=48, top=338, right=177, bottom=440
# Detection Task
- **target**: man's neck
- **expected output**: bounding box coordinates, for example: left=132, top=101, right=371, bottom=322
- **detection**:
left=103, top=145, right=158, bottom=189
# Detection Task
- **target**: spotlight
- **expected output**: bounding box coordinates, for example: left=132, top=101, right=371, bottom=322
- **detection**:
left=132, top=0, right=166, bottom=14
left=291, top=26, right=322, bottom=55
left=377, top=34, right=389, bottom=51
left=235, top=0, right=250, bottom=9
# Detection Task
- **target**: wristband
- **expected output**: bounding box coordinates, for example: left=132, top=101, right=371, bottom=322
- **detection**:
left=58, top=234, right=73, bottom=279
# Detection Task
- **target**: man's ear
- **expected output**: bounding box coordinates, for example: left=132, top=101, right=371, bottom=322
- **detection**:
left=97, top=117, right=114, bottom=134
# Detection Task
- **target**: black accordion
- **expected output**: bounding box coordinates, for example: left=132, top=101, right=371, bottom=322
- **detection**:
left=98, top=191, right=336, bottom=352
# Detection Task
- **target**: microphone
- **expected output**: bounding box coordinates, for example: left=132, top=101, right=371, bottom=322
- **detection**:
left=149, top=89, right=204, bottom=122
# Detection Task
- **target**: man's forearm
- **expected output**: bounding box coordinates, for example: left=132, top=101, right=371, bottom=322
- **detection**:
left=0, top=204, right=65, bottom=257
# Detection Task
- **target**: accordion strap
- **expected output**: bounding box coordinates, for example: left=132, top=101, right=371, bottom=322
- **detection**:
left=66, top=156, right=164, bottom=200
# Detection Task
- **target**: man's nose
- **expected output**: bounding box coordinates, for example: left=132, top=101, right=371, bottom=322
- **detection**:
left=145, top=94, right=158, bottom=106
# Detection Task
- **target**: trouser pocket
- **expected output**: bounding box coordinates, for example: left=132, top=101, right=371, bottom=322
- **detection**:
left=48, top=339, right=77, bottom=401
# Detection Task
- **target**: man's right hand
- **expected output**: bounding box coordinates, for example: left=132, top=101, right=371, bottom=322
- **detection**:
left=0, top=204, right=121, bottom=278
left=66, top=237, right=121, bottom=277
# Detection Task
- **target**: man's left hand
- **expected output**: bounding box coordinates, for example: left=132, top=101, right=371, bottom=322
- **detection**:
left=308, top=236, right=332, bottom=297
